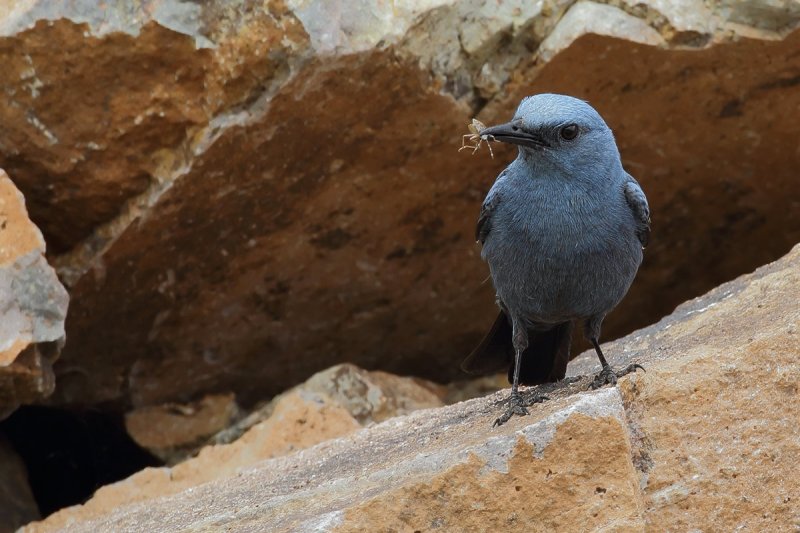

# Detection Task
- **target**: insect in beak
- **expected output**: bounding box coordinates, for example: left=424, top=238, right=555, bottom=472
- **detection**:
left=458, top=118, right=496, bottom=158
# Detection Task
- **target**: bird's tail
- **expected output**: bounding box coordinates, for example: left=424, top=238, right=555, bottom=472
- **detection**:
left=461, top=312, right=573, bottom=385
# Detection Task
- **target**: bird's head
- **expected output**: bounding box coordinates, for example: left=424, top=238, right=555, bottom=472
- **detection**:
left=480, top=94, right=621, bottom=178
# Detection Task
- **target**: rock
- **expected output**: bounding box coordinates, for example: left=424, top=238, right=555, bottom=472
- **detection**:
left=0, top=435, right=39, bottom=532
left=126, top=363, right=445, bottom=465
left=124, top=393, right=240, bottom=464
left=566, top=244, right=800, bottom=531
left=23, top=243, right=800, bottom=531
left=716, top=0, right=800, bottom=31
left=538, top=2, right=665, bottom=61
left=0, top=2, right=797, bottom=410
left=28, top=362, right=444, bottom=528
left=490, top=25, right=800, bottom=348
left=0, top=170, right=68, bottom=418
left=297, top=363, right=446, bottom=424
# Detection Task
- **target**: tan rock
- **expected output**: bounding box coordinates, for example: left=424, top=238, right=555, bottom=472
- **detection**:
left=299, top=363, right=446, bottom=424
left=0, top=2, right=796, bottom=412
left=125, top=363, right=445, bottom=465
left=568, top=243, right=800, bottom=531
left=619, top=0, right=716, bottom=40
left=24, top=363, right=444, bottom=529
left=202, top=363, right=445, bottom=453
left=715, top=0, right=800, bottom=32
left=124, top=393, right=240, bottom=463
left=0, top=169, right=68, bottom=417
left=28, top=385, right=644, bottom=532
left=23, top=241, right=800, bottom=532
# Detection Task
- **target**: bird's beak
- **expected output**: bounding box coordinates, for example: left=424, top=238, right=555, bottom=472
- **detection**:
left=479, top=120, right=550, bottom=149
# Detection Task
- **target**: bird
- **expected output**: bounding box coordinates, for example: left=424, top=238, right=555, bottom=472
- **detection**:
left=461, top=94, right=650, bottom=427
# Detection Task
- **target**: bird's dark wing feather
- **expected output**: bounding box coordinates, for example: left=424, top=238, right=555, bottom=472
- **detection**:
left=623, top=178, right=651, bottom=248
left=476, top=187, right=502, bottom=244
left=461, top=311, right=573, bottom=385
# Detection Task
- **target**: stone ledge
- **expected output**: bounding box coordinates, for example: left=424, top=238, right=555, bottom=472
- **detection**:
left=25, top=243, right=800, bottom=531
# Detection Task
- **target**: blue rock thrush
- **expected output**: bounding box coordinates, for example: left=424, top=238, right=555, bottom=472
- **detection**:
left=461, top=94, right=650, bottom=426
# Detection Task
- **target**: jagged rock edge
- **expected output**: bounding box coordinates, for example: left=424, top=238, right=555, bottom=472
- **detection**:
left=50, top=2, right=800, bottom=285
left=51, top=49, right=310, bottom=286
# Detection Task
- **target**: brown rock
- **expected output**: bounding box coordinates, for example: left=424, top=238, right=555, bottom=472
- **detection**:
left=0, top=3, right=307, bottom=254
left=0, top=169, right=68, bottom=417
left=490, top=26, right=800, bottom=345
left=0, top=435, right=39, bottom=532
left=0, top=2, right=796, bottom=410
left=23, top=241, right=800, bottom=532
left=124, top=393, right=239, bottom=464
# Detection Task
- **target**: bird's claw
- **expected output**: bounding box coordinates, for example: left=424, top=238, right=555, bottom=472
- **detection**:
left=522, top=392, right=549, bottom=407
left=621, top=363, right=646, bottom=376
left=494, top=390, right=549, bottom=427
left=590, top=363, right=645, bottom=390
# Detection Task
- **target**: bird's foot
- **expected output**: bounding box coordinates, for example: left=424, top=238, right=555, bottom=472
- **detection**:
left=494, top=389, right=549, bottom=427
left=522, top=390, right=550, bottom=407
left=590, top=363, right=645, bottom=390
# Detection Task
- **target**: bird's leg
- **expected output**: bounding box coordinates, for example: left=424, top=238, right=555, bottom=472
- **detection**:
left=493, top=347, right=528, bottom=427
left=589, top=337, right=644, bottom=390
left=494, top=320, right=548, bottom=427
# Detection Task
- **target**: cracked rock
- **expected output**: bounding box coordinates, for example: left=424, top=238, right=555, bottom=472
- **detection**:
left=0, top=169, right=68, bottom=418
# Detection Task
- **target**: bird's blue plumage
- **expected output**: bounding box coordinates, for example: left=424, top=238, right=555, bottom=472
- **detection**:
left=481, top=94, right=645, bottom=332
left=462, top=94, right=650, bottom=425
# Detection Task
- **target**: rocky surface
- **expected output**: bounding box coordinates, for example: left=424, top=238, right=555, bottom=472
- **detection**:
left=125, top=363, right=445, bottom=464
left=24, top=243, right=800, bottom=531
left=0, top=2, right=798, bottom=414
left=30, top=363, right=445, bottom=528
left=124, top=393, right=240, bottom=464
left=0, top=170, right=68, bottom=418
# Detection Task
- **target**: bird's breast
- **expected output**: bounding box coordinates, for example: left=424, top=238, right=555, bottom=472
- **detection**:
left=481, top=180, right=641, bottom=320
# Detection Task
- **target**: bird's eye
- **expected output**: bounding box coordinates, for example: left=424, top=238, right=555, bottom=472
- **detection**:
left=560, top=124, right=580, bottom=141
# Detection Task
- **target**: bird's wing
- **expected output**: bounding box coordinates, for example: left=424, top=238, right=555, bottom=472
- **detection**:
left=476, top=179, right=504, bottom=244
left=476, top=193, right=499, bottom=244
left=623, top=177, right=651, bottom=248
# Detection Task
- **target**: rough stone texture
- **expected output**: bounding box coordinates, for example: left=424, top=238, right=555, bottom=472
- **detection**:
left=0, top=435, right=39, bottom=532
left=0, top=2, right=306, bottom=253
left=24, top=244, right=800, bottom=531
left=25, top=362, right=445, bottom=528
left=29, top=386, right=643, bottom=532
left=124, top=393, right=240, bottom=464
left=567, top=245, right=800, bottom=531
left=0, top=169, right=68, bottom=417
left=0, top=2, right=797, bottom=410
left=125, top=363, right=445, bottom=465
left=538, top=1, right=665, bottom=61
